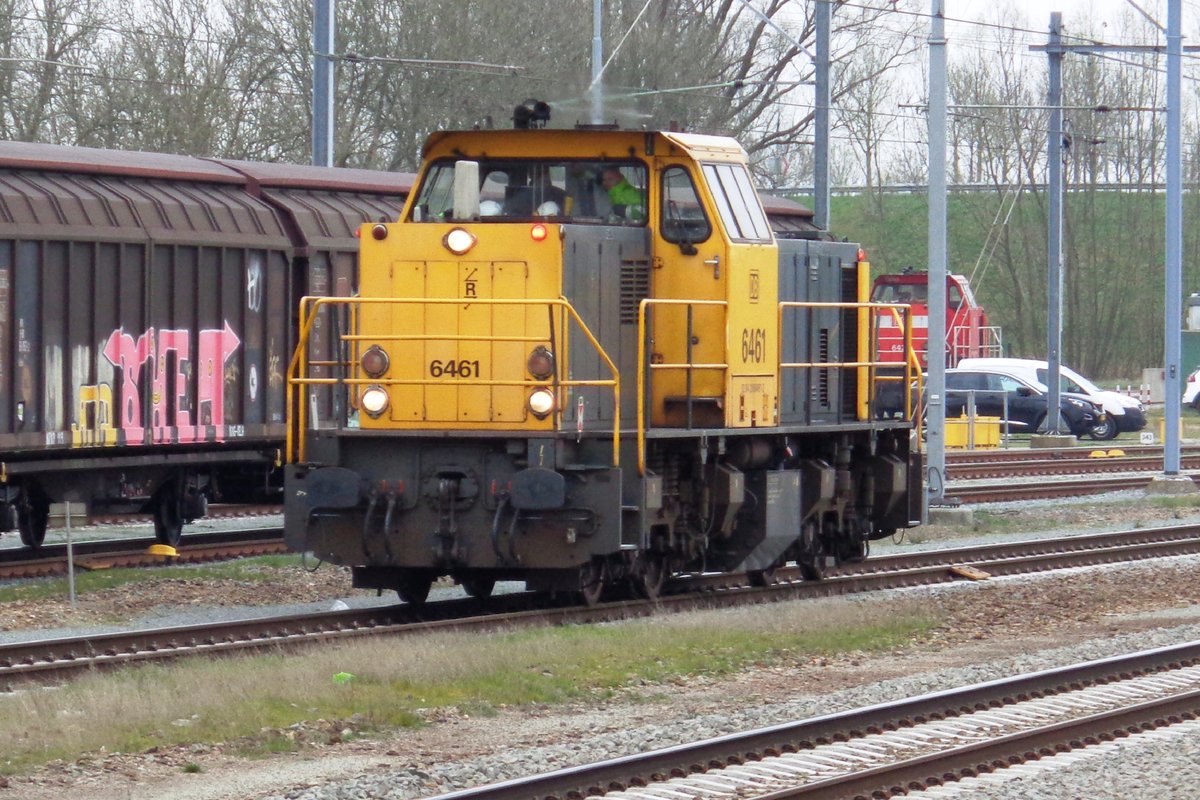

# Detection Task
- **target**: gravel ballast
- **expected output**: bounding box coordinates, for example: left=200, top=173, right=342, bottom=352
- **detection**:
left=5, top=494, right=1200, bottom=799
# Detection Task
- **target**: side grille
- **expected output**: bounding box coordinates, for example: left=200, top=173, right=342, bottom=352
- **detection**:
left=620, top=258, right=650, bottom=324
left=818, top=328, right=830, bottom=406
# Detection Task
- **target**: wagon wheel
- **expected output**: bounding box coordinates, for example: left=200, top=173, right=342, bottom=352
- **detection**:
left=395, top=570, right=435, bottom=606
left=153, top=484, right=185, bottom=547
left=460, top=576, right=495, bottom=600
left=632, top=553, right=666, bottom=601
left=577, top=559, right=606, bottom=606
left=17, top=487, right=49, bottom=550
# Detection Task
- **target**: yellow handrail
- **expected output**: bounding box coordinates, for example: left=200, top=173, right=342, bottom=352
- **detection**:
left=778, top=300, right=920, bottom=429
left=286, top=296, right=621, bottom=466
left=636, top=297, right=728, bottom=475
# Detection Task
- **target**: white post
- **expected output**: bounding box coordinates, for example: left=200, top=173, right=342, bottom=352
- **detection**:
left=65, top=500, right=76, bottom=609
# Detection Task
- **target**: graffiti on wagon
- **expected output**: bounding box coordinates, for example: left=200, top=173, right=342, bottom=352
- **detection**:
left=71, top=323, right=243, bottom=446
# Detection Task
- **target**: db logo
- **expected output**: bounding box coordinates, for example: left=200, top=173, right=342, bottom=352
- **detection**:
left=748, top=270, right=760, bottom=303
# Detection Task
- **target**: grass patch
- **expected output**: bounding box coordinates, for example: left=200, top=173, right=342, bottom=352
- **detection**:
left=1144, top=494, right=1200, bottom=510
left=1144, top=407, right=1200, bottom=441
left=0, top=554, right=306, bottom=604
left=899, top=508, right=1065, bottom=542
left=0, top=598, right=933, bottom=775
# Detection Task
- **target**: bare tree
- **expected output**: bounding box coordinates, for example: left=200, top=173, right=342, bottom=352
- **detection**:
left=0, top=0, right=109, bottom=142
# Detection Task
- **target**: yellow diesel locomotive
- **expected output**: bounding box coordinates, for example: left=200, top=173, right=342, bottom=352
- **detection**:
left=284, top=111, right=921, bottom=604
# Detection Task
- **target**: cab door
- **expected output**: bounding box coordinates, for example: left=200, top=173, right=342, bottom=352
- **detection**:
left=648, top=163, right=727, bottom=427
left=696, top=161, right=778, bottom=428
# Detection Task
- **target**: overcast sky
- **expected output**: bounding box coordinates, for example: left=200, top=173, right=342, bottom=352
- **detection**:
left=995, top=0, right=1170, bottom=32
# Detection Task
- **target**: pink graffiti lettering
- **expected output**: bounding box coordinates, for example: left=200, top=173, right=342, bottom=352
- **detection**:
left=196, top=322, right=242, bottom=441
left=150, top=329, right=190, bottom=443
left=101, top=323, right=242, bottom=445
left=102, top=328, right=154, bottom=441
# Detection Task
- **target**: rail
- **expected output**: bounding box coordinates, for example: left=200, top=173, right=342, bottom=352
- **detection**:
left=286, top=296, right=621, bottom=465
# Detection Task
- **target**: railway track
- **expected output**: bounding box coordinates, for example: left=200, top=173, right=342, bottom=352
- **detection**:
left=945, top=443, right=1181, bottom=465
left=0, top=447, right=1186, bottom=579
left=0, top=529, right=287, bottom=580
left=947, top=473, right=1200, bottom=503
left=83, top=503, right=281, bottom=527
left=0, top=465, right=1187, bottom=579
left=945, top=443, right=1200, bottom=482
left=427, top=640, right=1200, bottom=800
left=6, top=522, right=1200, bottom=686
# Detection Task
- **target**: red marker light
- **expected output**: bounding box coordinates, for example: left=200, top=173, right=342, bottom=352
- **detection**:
left=371, top=223, right=388, bottom=240
left=856, top=247, right=867, bottom=262
left=530, top=224, right=548, bottom=242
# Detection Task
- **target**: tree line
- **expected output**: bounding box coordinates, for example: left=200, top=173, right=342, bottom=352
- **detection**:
left=825, top=5, right=1200, bottom=380
left=0, top=0, right=1192, bottom=377
left=0, top=0, right=911, bottom=170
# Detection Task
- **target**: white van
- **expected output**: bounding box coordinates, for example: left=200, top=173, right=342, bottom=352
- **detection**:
left=1185, top=367, right=1200, bottom=409
left=955, top=357, right=1146, bottom=440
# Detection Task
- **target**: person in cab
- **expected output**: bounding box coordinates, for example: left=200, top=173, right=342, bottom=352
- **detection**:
left=599, top=166, right=645, bottom=221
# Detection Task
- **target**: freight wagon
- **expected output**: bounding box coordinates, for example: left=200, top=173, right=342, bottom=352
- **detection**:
left=0, top=143, right=409, bottom=547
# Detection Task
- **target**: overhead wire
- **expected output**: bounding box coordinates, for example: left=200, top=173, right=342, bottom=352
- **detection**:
left=5, top=0, right=1200, bottom=178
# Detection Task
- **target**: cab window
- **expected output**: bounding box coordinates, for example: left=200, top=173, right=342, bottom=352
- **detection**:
left=660, top=166, right=711, bottom=245
left=701, top=163, right=772, bottom=242
left=873, top=284, right=925, bottom=303
left=408, top=158, right=646, bottom=224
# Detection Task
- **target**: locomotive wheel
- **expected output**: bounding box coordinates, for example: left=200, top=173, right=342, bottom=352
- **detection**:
left=839, top=536, right=869, bottom=564
left=797, top=524, right=824, bottom=581
left=153, top=490, right=185, bottom=547
left=395, top=570, right=434, bottom=606
left=632, top=554, right=666, bottom=600
left=797, top=556, right=823, bottom=582
left=17, top=490, right=49, bottom=550
left=577, top=560, right=606, bottom=606
left=461, top=577, right=495, bottom=600
left=747, top=566, right=776, bottom=587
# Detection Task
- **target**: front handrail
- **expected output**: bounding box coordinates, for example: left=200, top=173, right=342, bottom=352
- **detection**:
left=286, top=296, right=621, bottom=466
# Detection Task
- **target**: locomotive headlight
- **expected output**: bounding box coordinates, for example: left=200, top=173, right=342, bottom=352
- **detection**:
left=527, top=346, right=555, bottom=380
left=361, top=385, right=390, bottom=417
left=360, top=345, right=390, bottom=378
left=443, top=227, right=477, bottom=255
left=528, top=388, right=556, bottom=419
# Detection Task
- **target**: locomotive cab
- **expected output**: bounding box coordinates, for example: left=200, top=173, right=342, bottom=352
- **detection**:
left=284, top=119, right=921, bottom=605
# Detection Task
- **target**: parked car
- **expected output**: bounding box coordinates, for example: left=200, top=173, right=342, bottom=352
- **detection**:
left=942, top=367, right=1101, bottom=437
left=956, top=357, right=1146, bottom=440
left=1185, top=366, right=1200, bottom=410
